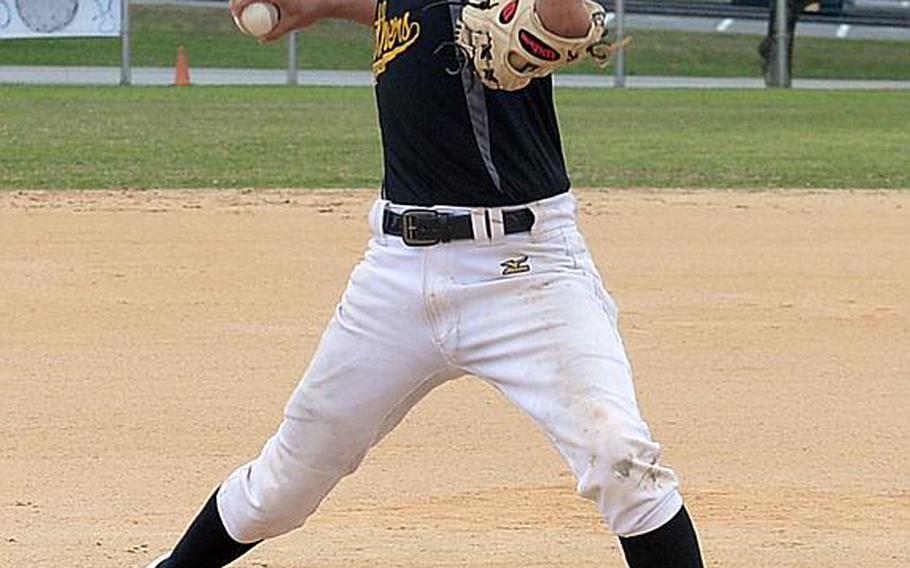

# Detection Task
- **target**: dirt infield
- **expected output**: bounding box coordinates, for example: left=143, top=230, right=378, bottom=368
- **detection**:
left=0, top=189, right=907, bottom=568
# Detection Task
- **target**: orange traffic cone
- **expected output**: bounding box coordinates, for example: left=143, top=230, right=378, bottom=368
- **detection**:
left=174, top=46, right=191, bottom=86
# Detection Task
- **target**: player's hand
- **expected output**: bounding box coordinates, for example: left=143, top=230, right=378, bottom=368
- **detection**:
left=535, top=0, right=591, bottom=38
left=229, top=0, right=333, bottom=42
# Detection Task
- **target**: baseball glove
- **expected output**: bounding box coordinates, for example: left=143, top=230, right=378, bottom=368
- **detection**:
left=454, top=0, right=611, bottom=91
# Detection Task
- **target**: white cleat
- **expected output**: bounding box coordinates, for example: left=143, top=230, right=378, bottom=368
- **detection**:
left=144, top=552, right=171, bottom=568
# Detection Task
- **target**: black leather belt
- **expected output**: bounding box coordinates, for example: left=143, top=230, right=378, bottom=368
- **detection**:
left=383, top=208, right=535, bottom=247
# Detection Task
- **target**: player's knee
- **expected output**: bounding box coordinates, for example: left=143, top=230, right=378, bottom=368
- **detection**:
left=219, top=381, right=381, bottom=542
left=218, top=429, right=365, bottom=542
left=219, top=456, right=342, bottom=542
left=574, top=431, right=681, bottom=535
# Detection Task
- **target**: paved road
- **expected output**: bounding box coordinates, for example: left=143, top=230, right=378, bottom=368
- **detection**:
left=2, top=65, right=909, bottom=89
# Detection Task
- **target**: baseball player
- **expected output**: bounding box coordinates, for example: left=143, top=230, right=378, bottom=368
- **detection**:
left=146, top=0, right=704, bottom=566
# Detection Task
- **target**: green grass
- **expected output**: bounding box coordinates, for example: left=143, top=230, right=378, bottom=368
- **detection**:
left=0, top=87, right=382, bottom=189
left=0, top=5, right=908, bottom=79
left=0, top=7, right=373, bottom=70
left=1, top=87, right=907, bottom=190
left=559, top=89, right=910, bottom=188
left=589, top=30, right=910, bottom=80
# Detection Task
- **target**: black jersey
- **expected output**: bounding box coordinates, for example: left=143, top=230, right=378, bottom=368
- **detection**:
left=372, top=0, right=571, bottom=207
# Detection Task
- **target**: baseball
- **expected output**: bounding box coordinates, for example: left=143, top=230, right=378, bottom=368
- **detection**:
left=234, top=2, right=280, bottom=37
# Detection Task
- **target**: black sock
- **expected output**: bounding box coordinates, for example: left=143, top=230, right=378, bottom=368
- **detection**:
left=619, top=505, right=703, bottom=568
left=160, top=489, right=260, bottom=568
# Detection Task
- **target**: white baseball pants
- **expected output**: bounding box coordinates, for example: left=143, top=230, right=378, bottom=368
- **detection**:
left=217, top=192, right=683, bottom=542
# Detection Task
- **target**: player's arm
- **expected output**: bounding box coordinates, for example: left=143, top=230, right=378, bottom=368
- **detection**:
left=535, top=0, right=595, bottom=38
left=229, top=0, right=375, bottom=43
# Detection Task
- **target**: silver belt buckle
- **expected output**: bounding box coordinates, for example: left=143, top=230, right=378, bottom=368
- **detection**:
left=401, top=209, right=440, bottom=247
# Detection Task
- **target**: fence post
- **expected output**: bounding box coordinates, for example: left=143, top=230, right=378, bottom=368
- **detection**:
left=120, top=0, right=131, bottom=85
left=772, top=0, right=790, bottom=87
left=614, top=0, right=626, bottom=88
left=287, top=31, right=298, bottom=85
